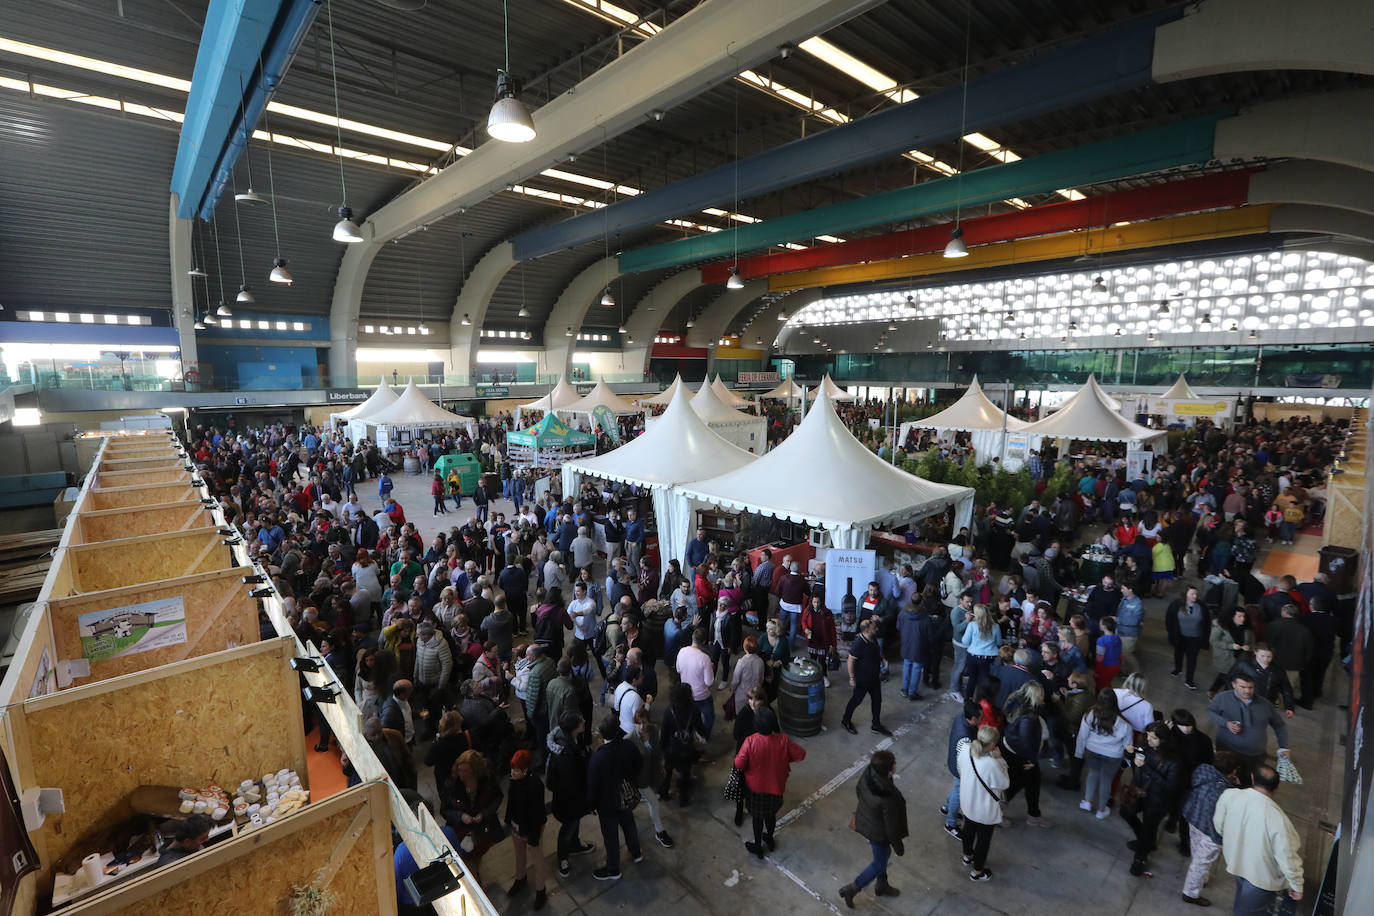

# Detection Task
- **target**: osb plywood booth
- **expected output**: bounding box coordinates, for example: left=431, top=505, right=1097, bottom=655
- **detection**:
left=70, top=502, right=217, bottom=545
left=84, top=482, right=199, bottom=512
left=96, top=456, right=187, bottom=473
left=1, top=638, right=308, bottom=896
left=43, top=568, right=260, bottom=687
left=57, top=527, right=231, bottom=596
left=59, top=782, right=396, bottom=916
left=91, top=468, right=191, bottom=490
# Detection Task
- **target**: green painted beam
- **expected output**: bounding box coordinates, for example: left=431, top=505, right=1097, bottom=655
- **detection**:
left=619, top=114, right=1226, bottom=274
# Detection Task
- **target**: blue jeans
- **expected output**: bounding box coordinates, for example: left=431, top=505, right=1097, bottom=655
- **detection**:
left=963, top=654, right=995, bottom=699
left=1278, top=520, right=1296, bottom=541
left=853, top=841, right=891, bottom=890
left=945, top=777, right=961, bottom=828
left=695, top=697, right=715, bottom=739
left=902, top=660, right=923, bottom=696
left=1233, top=876, right=1297, bottom=915
left=782, top=607, right=802, bottom=648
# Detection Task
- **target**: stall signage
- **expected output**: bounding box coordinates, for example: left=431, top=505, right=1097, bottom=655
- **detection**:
left=78, top=596, right=187, bottom=662
left=824, top=548, right=876, bottom=616
left=1125, top=449, right=1154, bottom=481
left=738, top=371, right=779, bottom=385
left=1005, top=434, right=1029, bottom=463
left=591, top=405, right=620, bottom=444
left=476, top=385, right=510, bottom=398
left=1172, top=400, right=1229, bottom=417
left=327, top=389, right=368, bottom=402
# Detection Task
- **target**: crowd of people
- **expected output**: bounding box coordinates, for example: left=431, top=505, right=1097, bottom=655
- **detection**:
left=185, top=403, right=1349, bottom=915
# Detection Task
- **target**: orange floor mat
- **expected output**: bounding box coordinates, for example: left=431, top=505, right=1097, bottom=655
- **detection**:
left=305, top=724, right=349, bottom=801
left=1260, top=550, right=1320, bottom=581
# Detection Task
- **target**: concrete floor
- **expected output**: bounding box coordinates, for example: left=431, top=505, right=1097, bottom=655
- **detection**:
left=375, top=466, right=1344, bottom=915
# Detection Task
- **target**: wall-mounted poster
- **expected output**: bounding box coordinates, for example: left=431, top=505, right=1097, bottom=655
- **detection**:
left=29, top=647, right=53, bottom=698
left=78, top=596, right=187, bottom=663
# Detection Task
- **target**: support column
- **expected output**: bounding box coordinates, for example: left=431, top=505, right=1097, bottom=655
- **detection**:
left=168, top=194, right=198, bottom=374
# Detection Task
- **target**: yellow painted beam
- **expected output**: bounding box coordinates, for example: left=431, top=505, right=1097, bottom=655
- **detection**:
left=768, top=206, right=1274, bottom=291
left=715, top=347, right=765, bottom=359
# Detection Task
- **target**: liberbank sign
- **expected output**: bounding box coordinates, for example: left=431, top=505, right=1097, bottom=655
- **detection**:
left=327, top=390, right=369, bottom=403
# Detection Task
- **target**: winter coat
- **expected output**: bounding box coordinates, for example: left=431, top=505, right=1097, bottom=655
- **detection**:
left=505, top=772, right=547, bottom=840
left=734, top=731, right=806, bottom=797
left=413, top=634, right=453, bottom=690
left=853, top=764, right=909, bottom=846
left=586, top=735, right=642, bottom=813
left=897, top=608, right=936, bottom=665
left=956, top=739, right=1010, bottom=826
left=544, top=726, right=590, bottom=822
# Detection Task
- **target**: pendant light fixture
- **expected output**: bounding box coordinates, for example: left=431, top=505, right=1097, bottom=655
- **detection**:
left=415, top=244, right=428, bottom=334
left=204, top=311, right=218, bottom=326
left=487, top=0, right=535, bottom=142
left=194, top=316, right=207, bottom=330
left=257, top=95, right=292, bottom=285
left=461, top=314, right=472, bottom=326
left=726, top=267, right=745, bottom=289
left=270, top=259, right=292, bottom=284
left=685, top=316, right=694, bottom=328
left=1091, top=274, right=1108, bottom=295
left=1200, top=312, right=1213, bottom=327
left=944, top=1, right=972, bottom=260
left=725, top=82, right=747, bottom=286
left=601, top=288, right=615, bottom=307
left=325, top=1, right=364, bottom=241
left=231, top=168, right=254, bottom=304
left=565, top=326, right=574, bottom=337
left=218, top=301, right=235, bottom=317
left=210, top=214, right=230, bottom=322
left=777, top=309, right=788, bottom=321
left=518, top=306, right=530, bottom=318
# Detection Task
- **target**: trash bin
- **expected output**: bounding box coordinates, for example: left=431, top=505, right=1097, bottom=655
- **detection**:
left=1318, top=545, right=1358, bottom=594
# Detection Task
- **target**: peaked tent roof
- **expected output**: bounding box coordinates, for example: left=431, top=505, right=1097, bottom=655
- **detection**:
left=560, top=379, right=643, bottom=415
left=520, top=376, right=582, bottom=413
left=711, top=376, right=754, bottom=410
left=910, top=376, right=1030, bottom=432
left=507, top=412, right=596, bottom=448
left=335, top=380, right=398, bottom=420
left=1022, top=375, right=1165, bottom=445
left=564, top=387, right=755, bottom=489
left=820, top=374, right=856, bottom=401
left=692, top=379, right=760, bottom=425
left=761, top=377, right=804, bottom=399
left=1160, top=373, right=1198, bottom=399
left=642, top=374, right=695, bottom=406
left=678, top=393, right=974, bottom=531
left=365, top=380, right=475, bottom=429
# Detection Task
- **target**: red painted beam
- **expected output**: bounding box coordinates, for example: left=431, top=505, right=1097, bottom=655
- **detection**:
left=650, top=344, right=710, bottom=359
left=699, top=169, right=1257, bottom=284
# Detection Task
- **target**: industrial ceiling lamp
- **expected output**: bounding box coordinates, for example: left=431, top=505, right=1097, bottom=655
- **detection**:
left=600, top=287, right=615, bottom=307
left=1200, top=312, right=1213, bottom=327
left=460, top=313, right=472, bottom=326
left=726, top=266, right=745, bottom=289
left=517, top=306, right=530, bottom=318
left=270, top=258, right=293, bottom=284
left=943, top=226, right=968, bottom=258
left=326, top=0, right=365, bottom=241
left=204, top=311, right=218, bottom=326
left=187, top=221, right=207, bottom=277
left=258, top=98, right=293, bottom=284
left=564, top=326, right=574, bottom=337
left=193, top=315, right=206, bottom=330
left=487, top=1, right=535, bottom=142
left=1092, top=275, right=1109, bottom=295
left=777, top=309, right=788, bottom=321
left=944, top=1, right=973, bottom=261
left=1157, top=299, right=1170, bottom=315
left=685, top=317, right=694, bottom=328
left=887, top=322, right=897, bottom=332
left=1248, top=328, right=1258, bottom=340
left=905, top=294, right=916, bottom=310
left=618, top=324, right=627, bottom=334
left=235, top=285, right=254, bottom=304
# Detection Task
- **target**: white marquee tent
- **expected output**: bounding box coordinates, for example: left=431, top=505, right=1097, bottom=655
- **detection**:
left=819, top=374, right=856, bottom=401
left=673, top=391, right=975, bottom=553
left=331, top=380, right=399, bottom=443
left=1022, top=375, right=1168, bottom=451
left=642, top=374, right=695, bottom=406
left=760, top=377, right=805, bottom=400
left=645, top=379, right=768, bottom=453
left=710, top=376, right=754, bottom=410
left=556, top=379, right=645, bottom=432
left=365, top=379, right=477, bottom=445
left=899, top=375, right=1031, bottom=468
left=561, top=387, right=757, bottom=582
left=517, top=375, right=582, bottom=422
left=1160, top=373, right=1199, bottom=399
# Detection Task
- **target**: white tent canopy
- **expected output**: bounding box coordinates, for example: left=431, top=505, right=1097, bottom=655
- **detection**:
left=331, top=380, right=398, bottom=422
left=562, top=388, right=757, bottom=582
left=673, top=392, right=975, bottom=553
left=1160, top=373, right=1198, bottom=399
left=1022, top=375, right=1167, bottom=450
left=517, top=375, right=582, bottom=420
left=899, top=376, right=1031, bottom=469
left=819, top=374, right=856, bottom=401
left=760, top=377, right=804, bottom=400
left=683, top=380, right=767, bottom=453
left=641, top=374, right=695, bottom=406
left=710, top=376, right=754, bottom=410
left=557, top=379, right=644, bottom=418
left=365, top=380, right=476, bottom=440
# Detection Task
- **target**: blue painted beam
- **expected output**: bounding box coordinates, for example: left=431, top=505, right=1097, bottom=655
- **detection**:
left=170, top=0, right=322, bottom=221
left=512, top=8, right=1181, bottom=261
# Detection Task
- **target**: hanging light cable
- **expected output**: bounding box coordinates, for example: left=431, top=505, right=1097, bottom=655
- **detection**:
left=325, top=0, right=363, bottom=242
left=416, top=244, right=427, bottom=334
left=208, top=215, right=226, bottom=323
left=488, top=0, right=535, bottom=142
left=233, top=73, right=265, bottom=204
left=230, top=168, right=253, bottom=305
left=726, top=83, right=746, bottom=287
left=944, top=2, right=972, bottom=259
left=187, top=220, right=207, bottom=277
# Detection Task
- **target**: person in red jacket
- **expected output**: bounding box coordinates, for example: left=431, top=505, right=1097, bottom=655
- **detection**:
left=733, top=707, right=806, bottom=858
left=801, top=595, right=839, bottom=687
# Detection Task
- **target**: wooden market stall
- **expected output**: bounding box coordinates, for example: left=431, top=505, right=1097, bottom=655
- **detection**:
left=68, top=503, right=217, bottom=545
left=89, top=468, right=191, bottom=490
left=83, top=482, right=200, bottom=513
left=49, top=527, right=232, bottom=597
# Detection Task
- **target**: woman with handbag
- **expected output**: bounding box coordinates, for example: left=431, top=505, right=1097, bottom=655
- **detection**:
left=1001, top=682, right=1050, bottom=828
left=504, top=749, right=549, bottom=910
left=727, top=688, right=769, bottom=826
left=759, top=619, right=790, bottom=702
left=627, top=706, right=675, bottom=850
left=441, top=749, right=505, bottom=884
left=956, top=725, right=1010, bottom=881
left=734, top=707, right=806, bottom=859
left=1120, top=722, right=1183, bottom=876
left=839, top=749, right=909, bottom=907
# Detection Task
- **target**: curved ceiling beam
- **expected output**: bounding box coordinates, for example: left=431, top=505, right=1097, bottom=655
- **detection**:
left=447, top=242, right=516, bottom=379
left=1269, top=205, right=1374, bottom=245
left=619, top=270, right=720, bottom=377
left=541, top=257, right=618, bottom=377
left=685, top=280, right=769, bottom=350
left=1214, top=88, right=1374, bottom=174
left=745, top=289, right=825, bottom=349
left=1248, top=161, right=1374, bottom=217
left=326, top=0, right=886, bottom=380
left=1290, top=239, right=1374, bottom=262
left=1152, top=0, right=1374, bottom=83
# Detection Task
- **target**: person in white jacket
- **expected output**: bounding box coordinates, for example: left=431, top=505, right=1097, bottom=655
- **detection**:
left=1075, top=688, right=1133, bottom=819
left=957, top=725, right=1010, bottom=881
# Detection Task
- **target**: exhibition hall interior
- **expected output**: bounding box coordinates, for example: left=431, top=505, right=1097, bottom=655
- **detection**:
left=1, top=0, right=1373, bottom=914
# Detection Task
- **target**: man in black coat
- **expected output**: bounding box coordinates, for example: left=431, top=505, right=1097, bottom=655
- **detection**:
left=353, top=509, right=379, bottom=552
left=1298, top=598, right=1339, bottom=708
left=586, top=716, right=643, bottom=880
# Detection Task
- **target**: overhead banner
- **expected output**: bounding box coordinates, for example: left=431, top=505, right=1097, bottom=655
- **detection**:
left=1144, top=397, right=1234, bottom=418
left=737, top=371, right=779, bottom=385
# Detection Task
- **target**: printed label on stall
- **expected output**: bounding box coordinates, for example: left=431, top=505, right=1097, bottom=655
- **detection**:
left=78, top=596, right=187, bottom=662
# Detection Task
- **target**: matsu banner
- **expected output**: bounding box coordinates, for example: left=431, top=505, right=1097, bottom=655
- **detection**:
left=1126, top=449, right=1154, bottom=481
left=824, top=549, right=876, bottom=616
